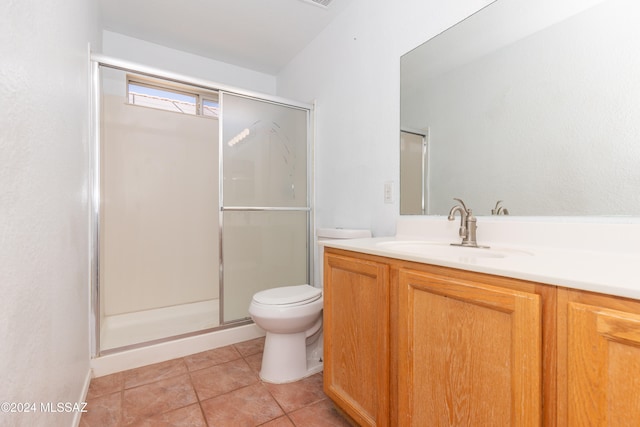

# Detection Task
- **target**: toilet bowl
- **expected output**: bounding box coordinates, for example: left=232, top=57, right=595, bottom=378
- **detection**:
left=249, top=228, right=371, bottom=384
left=249, top=284, right=324, bottom=383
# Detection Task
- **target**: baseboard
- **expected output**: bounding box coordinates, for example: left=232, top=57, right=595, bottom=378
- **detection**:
left=91, top=324, right=264, bottom=377
left=71, top=368, right=92, bottom=427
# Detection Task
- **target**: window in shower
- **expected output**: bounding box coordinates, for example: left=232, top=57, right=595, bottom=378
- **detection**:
left=127, top=77, right=220, bottom=118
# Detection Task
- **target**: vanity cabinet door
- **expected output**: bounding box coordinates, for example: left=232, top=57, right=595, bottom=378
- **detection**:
left=397, top=268, right=542, bottom=426
left=323, top=251, right=390, bottom=427
left=560, top=290, right=640, bottom=426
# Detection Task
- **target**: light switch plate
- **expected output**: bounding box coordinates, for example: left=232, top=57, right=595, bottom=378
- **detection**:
left=384, top=181, right=394, bottom=204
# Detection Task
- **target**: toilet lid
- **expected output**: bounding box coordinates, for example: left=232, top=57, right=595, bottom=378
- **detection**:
left=253, top=284, right=322, bottom=306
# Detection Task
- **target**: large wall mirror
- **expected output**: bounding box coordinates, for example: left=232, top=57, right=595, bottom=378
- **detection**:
left=400, top=0, right=640, bottom=216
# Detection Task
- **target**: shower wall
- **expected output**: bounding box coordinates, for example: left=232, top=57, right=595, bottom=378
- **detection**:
left=100, top=85, right=219, bottom=317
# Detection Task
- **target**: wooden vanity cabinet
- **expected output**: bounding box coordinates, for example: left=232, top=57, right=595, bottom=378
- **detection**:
left=325, top=247, right=640, bottom=426
left=323, top=251, right=390, bottom=427
left=558, top=288, right=640, bottom=426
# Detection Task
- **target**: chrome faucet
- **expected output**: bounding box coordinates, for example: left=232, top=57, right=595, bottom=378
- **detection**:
left=492, top=200, right=509, bottom=215
left=447, top=198, right=487, bottom=248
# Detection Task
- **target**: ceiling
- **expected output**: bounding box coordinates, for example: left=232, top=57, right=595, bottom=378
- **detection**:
left=99, top=0, right=352, bottom=74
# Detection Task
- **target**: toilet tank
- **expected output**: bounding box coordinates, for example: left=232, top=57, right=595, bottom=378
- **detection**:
left=315, top=228, right=372, bottom=288
left=317, top=228, right=372, bottom=241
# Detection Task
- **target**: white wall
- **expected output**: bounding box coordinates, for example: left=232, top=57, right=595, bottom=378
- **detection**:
left=0, top=0, right=99, bottom=426
left=277, top=0, right=494, bottom=236
left=102, top=31, right=277, bottom=96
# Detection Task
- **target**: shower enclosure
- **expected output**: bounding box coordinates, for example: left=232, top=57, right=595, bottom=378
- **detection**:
left=91, top=57, right=312, bottom=355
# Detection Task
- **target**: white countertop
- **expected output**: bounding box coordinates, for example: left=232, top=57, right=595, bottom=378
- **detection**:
left=320, top=225, right=640, bottom=300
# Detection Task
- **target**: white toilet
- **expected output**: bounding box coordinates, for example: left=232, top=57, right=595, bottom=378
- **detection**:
left=249, top=228, right=371, bottom=384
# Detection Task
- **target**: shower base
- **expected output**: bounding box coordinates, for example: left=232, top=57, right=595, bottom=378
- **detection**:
left=100, top=299, right=220, bottom=351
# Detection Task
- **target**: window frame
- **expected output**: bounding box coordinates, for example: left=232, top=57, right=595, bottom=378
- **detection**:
left=126, top=75, right=219, bottom=118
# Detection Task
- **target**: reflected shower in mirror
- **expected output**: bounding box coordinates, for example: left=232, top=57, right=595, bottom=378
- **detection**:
left=400, top=0, right=640, bottom=216
left=400, top=130, right=428, bottom=215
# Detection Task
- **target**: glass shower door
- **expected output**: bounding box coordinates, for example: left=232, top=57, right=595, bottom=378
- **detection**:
left=221, top=93, right=310, bottom=323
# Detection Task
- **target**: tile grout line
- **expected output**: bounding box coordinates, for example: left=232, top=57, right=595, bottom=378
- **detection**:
left=119, top=386, right=124, bottom=427
left=184, top=356, right=212, bottom=427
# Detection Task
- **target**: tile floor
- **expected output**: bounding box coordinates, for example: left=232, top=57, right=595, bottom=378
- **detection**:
left=80, top=337, right=352, bottom=427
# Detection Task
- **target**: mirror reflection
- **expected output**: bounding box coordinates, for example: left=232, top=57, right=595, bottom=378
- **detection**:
left=400, top=0, right=640, bottom=216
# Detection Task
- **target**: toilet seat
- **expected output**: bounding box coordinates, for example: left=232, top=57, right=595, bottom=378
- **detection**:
left=252, top=284, right=322, bottom=307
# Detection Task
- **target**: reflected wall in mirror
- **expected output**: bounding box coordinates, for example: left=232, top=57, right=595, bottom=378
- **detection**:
left=400, top=0, right=640, bottom=216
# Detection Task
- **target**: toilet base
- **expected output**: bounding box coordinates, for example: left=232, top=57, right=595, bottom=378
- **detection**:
left=259, top=331, right=323, bottom=384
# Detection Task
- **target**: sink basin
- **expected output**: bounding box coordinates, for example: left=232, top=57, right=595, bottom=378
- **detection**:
left=375, top=241, right=532, bottom=260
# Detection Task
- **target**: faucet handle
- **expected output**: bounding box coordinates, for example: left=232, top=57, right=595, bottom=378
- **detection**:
left=453, top=198, right=469, bottom=212
left=492, top=200, right=509, bottom=215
